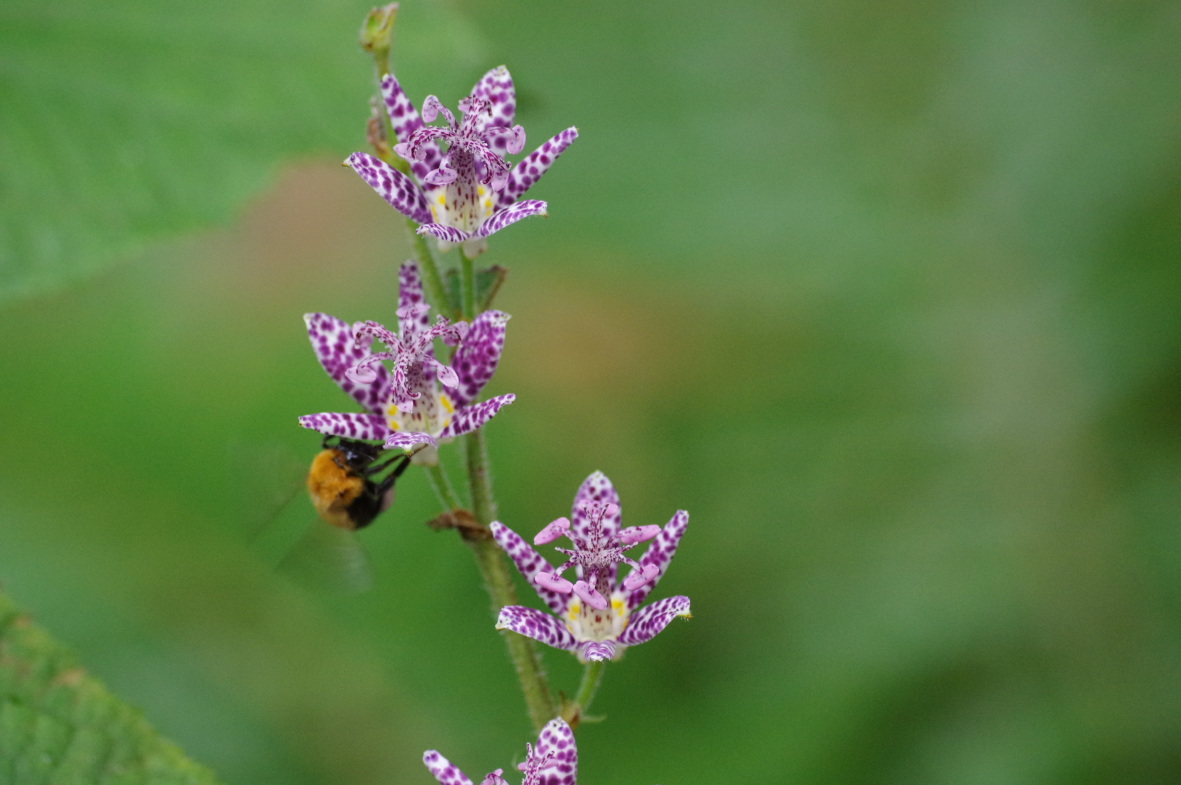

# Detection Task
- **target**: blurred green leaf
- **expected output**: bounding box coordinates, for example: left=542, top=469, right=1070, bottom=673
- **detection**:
left=0, top=589, right=223, bottom=785
left=0, top=0, right=478, bottom=306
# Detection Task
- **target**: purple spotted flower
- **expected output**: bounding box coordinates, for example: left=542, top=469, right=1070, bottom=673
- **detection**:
left=424, top=718, right=577, bottom=785
left=347, top=66, right=578, bottom=256
left=492, top=472, right=691, bottom=663
left=298, top=261, right=514, bottom=464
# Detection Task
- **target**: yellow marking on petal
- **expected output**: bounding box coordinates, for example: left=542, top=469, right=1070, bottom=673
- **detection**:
left=611, top=598, right=625, bottom=612
left=440, top=393, right=455, bottom=414
left=437, top=193, right=447, bottom=206
left=386, top=403, right=403, bottom=431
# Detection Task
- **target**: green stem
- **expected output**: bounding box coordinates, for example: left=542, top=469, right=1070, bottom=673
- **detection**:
left=568, top=659, right=607, bottom=723
left=466, top=533, right=557, bottom=731
left=462, top=427, right=556, bottom=729
left=423, top=463, right=462, bottom=511
left=459, top=247, right=476, bottom=320
left=465, top=428, right=496, bottom=525
left=407, top=224, right=454, bottom=320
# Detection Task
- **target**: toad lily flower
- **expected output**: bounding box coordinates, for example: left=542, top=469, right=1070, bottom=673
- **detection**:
left=492, top=472, right=691, bottom=663
left=347, top=66, right=578, bottom=257
left=299, top=261, right=514, bottom=464
left=424, top=718, right=577, bottom=785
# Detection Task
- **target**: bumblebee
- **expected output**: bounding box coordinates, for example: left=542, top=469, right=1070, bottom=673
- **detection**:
left=307, top=436, right=410, bottom=530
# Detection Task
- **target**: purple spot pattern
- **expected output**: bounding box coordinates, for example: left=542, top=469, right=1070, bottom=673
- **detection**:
left=297, top=412, right=387, bottom=441
left=572, top=471, right=622, bottom=585
left=381, top=73, right=441, bottom=181
left=423, top=720, right=576, bottom=785
left=298, top=263, right=514, bottom=451
left=476, top=200, right=548, bottom=239
left=438, top=394, right=516, bottom=440
left=618, top=595, right=692, bottom=647
left=495, top=606, right=577, bottom=652
left=491, top=472, right=692, bottom=661
left=384, top=430, right=437, bottom=450
left=626, top=509, right=689, bottom=609
left=346, top=152, right=432, bottom=224
left=579, top=640, right=617, bottom=662
left=422, top=751, right=474, bottom=785
left=471, top=66, right=517, bottom=154
left=417, top=222, right=469, bottom=245
left=305, top=312, right=389, bottom=414
left=348, top=66, right=576, bottom=252
left=399, top=262, right=433, bottom=358
left=490, top=522, right=568, bottom=615
left=499, top=127, right=579, bottom=209
left=449, top=310, right=509, bottom=408
left=535, top=718, right=578, bottom=785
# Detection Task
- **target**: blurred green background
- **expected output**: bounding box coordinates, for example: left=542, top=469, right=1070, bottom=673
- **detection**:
left=2, top=0, right=1180, bottom=783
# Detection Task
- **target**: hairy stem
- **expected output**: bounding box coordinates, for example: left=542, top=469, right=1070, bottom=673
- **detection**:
left=466, top=532, right=557, bottom=731
left=463, top=427, right=557, bottom=730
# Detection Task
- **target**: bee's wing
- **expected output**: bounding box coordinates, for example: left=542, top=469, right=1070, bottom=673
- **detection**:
left=226, top=440, right=307, bottom=539
left=277, top=521, right=374, bottom=595
left=231, top=440, right=374, bottom=594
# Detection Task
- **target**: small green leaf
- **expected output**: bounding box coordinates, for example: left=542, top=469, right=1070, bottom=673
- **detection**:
left=445, top=264, right=509, bottom=313
left=0, top=590, right=224, bottom=785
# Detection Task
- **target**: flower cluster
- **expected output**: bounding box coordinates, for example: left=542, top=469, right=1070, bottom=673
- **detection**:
left=297, top=27, right=689, bottom=784
left=299, top=261, right=514, bottom=464
left=493, top=472, right=691, bottom=662
left=424, top=719, right=577, bottom=785
left=348, top=66, right=578, bottom=257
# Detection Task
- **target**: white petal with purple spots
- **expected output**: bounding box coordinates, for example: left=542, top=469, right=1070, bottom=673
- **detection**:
left=305, top=312, right=390, bottom=414
left=491, top=522, right=569, bottom=615
left=450, top=310, right=510, bottom=408
left=498, top=126, right=579, bottom=209
left=298, top=412, right=390, bottom=441
left=438, top=393, right=516, bottom=440
left=346, top=152, right=433, bottom=224
left=495, top=606, right=578, bottom=652
left=476, top=199, right=548, bottom=239
left=617, top=594, right=691, bottom=647
left=625, top=509, right=689, bottom=609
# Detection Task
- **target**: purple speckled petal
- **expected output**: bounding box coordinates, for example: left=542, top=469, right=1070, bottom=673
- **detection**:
left=438, top=394, right=515, bottom=439
left=617, top=594, right=691, bottom=647
left=398, top=262, right=433, bottom=342
left=579, top=640, right=618, bottom=662
left=470, top=66, right=517, bottom=151
left=450, top=310, right=509, bottom=407
left=490, top=522, right=568, bottom=615
left=571, top=471, right=622, bottom=541
left=346, top=152, right=432, bottom=224
left=381, top=73, right=442, bottom=182
left=536, top=719, right=578, bottom=785
left=384, top=430, right=437, bottom=450
left=498, top=127, right=579, bottom=209
left=305, top=313, right=390, bottom=415
left=476, top=200, right=547, bottom=239
left=626, top=509, right=689, bottom=609
left=495, top=606, right=578, bottom=652
left=298, top=412, right=390, bottom=441
left=422, top=750, right=474, bottom=785
left=417, top=223, right=471, bottom=245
